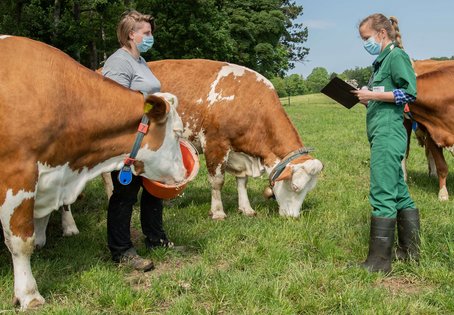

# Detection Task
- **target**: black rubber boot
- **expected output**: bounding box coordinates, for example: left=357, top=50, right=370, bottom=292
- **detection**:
left=395, top=208, right=420, bottom=261
left=361, top=216, right=396, bottom=273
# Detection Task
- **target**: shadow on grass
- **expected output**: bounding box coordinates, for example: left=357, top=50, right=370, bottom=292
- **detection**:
left=406, top=169, right=454, bottom=196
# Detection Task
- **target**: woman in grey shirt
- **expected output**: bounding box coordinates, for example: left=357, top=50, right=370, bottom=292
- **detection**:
left=102, top=10, right=173, bottom=272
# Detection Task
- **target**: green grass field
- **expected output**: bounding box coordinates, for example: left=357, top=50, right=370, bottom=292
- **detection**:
left=1, top=94, right=453, bottom=314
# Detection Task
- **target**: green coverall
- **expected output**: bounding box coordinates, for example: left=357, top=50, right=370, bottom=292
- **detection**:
left=366, top=43, right=417, bottom=218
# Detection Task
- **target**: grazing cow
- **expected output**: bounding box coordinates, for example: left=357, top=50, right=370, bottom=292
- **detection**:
left=404, top=59, right=454, bottom=200
left=0, top=36, right=187, bottom=310
left=99, top=59, right=323, bottom=219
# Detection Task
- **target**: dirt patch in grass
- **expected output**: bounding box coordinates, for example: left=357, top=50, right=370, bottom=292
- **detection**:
left=124, top=254, right=202, bottom=292
left=377, top=276, right=432, bottom=296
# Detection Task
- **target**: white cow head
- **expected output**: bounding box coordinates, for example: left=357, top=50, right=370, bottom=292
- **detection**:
left=134, top=92, right=186, bottom=184
left=266, top=158, right=323, bottom=218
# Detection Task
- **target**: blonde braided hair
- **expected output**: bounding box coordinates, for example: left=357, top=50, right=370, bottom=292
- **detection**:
left=389, top=16, right=403, bottom=49
left=359, top=13, right=404, bottom=49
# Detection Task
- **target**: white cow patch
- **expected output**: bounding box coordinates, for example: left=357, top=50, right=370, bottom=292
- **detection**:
left=197, top=129, right=207, bottom=152
left=137, top=143, right=185, bottom=184
left=253, top=71, right=274, bottom=89
left=206, top=63, right=274, bottom=106
left=207, top=64, right=245, bottom=105
left=34, top=157, right=124, bottom=219
left=0, top=189, right=35, bottom=229
left=0, top=35, right=12, bottom=40
left=226, top=151, right=264, bottom=178
left=182, top=122, right=195, bottom=139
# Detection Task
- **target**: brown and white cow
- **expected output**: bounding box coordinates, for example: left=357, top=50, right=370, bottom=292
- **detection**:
left=404, top=59, right=454, bottom=200
left=98, top=60, right=323, bottom=219
left=58, top=60, right=323, bottom=261
left=131, top=59, right=322, bottom=219
left=0, top=36, right=187, bottom=310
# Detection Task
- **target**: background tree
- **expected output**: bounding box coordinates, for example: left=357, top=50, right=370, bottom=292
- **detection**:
left=270, top=76, right=288, bottom=97
left=429, top=56, right=454, bottom=61
left=341, top=66, right=372, bottom=88
left=271, top=73, right=306, bottom=97
left=305, top=67, right=329, bottom=93
left=0, top=0, right=308, bottom=76
left=286, top=73, right=307, bottom=96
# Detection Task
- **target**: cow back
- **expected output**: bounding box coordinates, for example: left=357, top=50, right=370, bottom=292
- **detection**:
left=148, top=59, right=303, bottom=163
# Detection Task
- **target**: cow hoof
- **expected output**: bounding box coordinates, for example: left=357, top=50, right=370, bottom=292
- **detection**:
left=438, top=186, right=449, bottom=201
left=26, top=297, right=45, bottom=309
left=63, top=226, right=80, bottom=236
left=16, top=294, right=45, bottom=310
left=209, top=211, right=227, bottom=220
left=239, top=208, right=256, bottom=217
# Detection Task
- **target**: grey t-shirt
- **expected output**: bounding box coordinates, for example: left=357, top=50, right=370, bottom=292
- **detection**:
left=102, top=48, right=161, bottom=95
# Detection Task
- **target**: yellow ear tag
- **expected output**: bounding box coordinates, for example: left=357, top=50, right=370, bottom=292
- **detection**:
left=144, top=102, right=154, bottom=113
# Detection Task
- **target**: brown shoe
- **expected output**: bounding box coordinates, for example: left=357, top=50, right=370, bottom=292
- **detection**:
left=119, top=248, right=154, bottom=272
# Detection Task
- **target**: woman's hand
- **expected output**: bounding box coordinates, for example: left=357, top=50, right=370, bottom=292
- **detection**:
left=352, top=88, right=374, bottom=106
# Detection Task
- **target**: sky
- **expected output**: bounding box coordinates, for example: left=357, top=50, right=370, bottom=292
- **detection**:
left=290, top=0, right=454, bottom=77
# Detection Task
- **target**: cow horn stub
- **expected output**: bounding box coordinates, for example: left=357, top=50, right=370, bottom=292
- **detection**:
left=263, top=186, right=275, bottom=199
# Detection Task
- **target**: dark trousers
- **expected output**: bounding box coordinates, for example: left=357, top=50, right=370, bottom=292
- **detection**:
left=107, top=171, right=167, bottom=261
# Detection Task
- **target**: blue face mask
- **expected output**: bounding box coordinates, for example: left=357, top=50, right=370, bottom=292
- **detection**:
left=363, top=35, right=382, bottom=55
left=136, top=35, right=154, bottom=53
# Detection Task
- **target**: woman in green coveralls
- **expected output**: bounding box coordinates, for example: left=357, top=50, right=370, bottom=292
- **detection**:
left=352, top=14, right=420, bottom=273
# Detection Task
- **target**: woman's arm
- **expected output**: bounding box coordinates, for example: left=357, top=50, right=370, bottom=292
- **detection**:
left=352, top=89, right=395, bottom=105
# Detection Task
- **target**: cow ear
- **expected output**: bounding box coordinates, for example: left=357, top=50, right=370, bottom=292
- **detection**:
left=274, top=165, right=292, bottom=182
left=159, top=92, right=179, bottom=109
left=144, top=94, right=170, bottom=123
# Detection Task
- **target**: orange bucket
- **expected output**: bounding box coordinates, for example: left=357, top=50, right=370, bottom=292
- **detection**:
left=142, top=139, right=199, bottom=199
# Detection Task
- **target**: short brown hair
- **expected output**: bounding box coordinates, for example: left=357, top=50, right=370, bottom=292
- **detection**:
left=117, top=10, right=155, bottom=49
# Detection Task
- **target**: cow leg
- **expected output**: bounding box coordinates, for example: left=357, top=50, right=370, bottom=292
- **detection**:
left=236, top=176, right=256, bottom=217
left=401, top=159, right=407, bottom=182
left=0, top=190, right=45, bottom=309
left=61, top=205, right=79, bottom=236
left=425, top=136, right=449, bottom=201
left=208, top=170, right=227, bottom=220
left=34, top=214, right=50, bottom=249
left=205, top=140, right=230, bottom=220
left=402, top=117, right=412, bottom=182
left=426, top=146, right=438, bottom=178
left=101, top=172, right=114, bottom=200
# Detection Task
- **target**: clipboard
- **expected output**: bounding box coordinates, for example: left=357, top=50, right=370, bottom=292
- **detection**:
left=320, top=77, right=359, bottom=109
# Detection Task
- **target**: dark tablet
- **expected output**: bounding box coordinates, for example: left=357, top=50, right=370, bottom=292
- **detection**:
left=320, top=77, right=360, bottom=109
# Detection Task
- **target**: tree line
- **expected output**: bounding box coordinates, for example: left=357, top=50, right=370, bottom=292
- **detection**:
left=0, top=0, right=308, bottom=77
left=2, top=1, right=452, bottom=97
left=273, top=55, right=454, bottom=98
